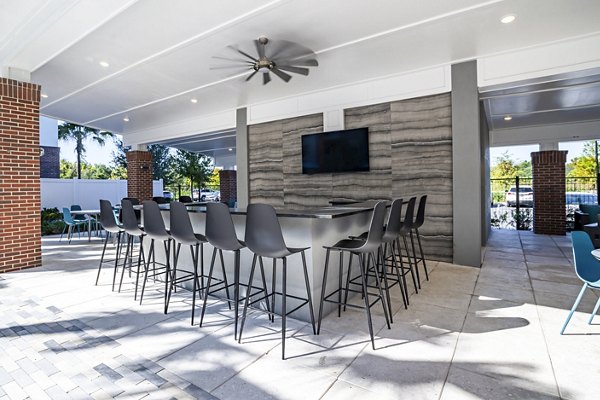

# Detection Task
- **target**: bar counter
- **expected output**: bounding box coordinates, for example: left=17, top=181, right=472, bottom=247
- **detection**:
left=154, top=202, right=378, bottom=321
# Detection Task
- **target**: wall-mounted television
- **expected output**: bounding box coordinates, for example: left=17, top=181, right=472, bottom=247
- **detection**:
left=301, top=128, right=370, bottom=174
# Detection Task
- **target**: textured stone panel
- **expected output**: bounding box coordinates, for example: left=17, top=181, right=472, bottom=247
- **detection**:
left=391, top=93, right=453, bottom=262
left=248, top=120, right=284, bottom=206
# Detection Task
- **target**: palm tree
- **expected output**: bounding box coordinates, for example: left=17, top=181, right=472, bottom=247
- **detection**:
left=58, top=122, right=114, bottom=179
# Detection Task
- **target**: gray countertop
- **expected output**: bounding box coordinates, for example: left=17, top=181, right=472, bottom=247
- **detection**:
left=159, top=201, right=381, bottom=219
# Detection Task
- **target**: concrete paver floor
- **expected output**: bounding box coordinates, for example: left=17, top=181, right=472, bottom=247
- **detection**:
left=1, top=230, right=599, bottom=399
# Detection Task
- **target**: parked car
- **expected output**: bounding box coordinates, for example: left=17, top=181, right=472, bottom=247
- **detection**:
left=193, top=188, right=220, bottom=201
left=163, top=191, right=174, bottom=200
left=506, top=186, right=533, bottom=207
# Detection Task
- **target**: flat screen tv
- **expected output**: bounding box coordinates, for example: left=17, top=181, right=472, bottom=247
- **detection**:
left=301, top=128, right=369, bottom=174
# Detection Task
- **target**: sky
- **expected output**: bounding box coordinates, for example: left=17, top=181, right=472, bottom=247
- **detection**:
left=490, top=141, right=587, bottom=166
left=60, top=135, right=120, bottom=165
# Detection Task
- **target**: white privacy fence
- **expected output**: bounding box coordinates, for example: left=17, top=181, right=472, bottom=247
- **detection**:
left=41, top=178, right=163, bottom=210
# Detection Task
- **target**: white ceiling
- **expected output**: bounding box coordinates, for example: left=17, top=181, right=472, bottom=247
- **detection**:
left=2, top=0, right=600, bottom=144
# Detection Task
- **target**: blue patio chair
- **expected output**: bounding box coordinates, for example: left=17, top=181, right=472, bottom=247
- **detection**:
left=60, top=208, right=87, bottom=244
left=560, top=231, right=600, bottom=334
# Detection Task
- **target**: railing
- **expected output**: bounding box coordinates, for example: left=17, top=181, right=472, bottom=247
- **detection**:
left=490, top=176, right=599, bottom=231
left=163, top=184, right=220, bottom=201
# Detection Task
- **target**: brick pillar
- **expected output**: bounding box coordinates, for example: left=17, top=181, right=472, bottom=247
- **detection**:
left=0, top=77, right=42, bottom=272
left=219, top=170, right=237, bottom=206
left=532, top=150, right=568, bottom=235
left=126, top=150, right=153, bottom=201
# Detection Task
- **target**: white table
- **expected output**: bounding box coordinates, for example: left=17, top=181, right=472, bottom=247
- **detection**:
left=70, top=209, right=100, bottom=241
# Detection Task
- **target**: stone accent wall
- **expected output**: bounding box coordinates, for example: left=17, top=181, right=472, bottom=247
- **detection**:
left=219, top=170, right=237, bottom=205
left=532, top=150, right=567, bottom=235
left=247, top=92, right=452, bottom=261
left=40, top=146, right=60, bottom=178
left=0, top=77, right=42, bottom=273
left=126, top=151, right=153, bottom=202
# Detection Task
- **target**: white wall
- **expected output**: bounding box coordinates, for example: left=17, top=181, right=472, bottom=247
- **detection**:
left=491, top=120, right=600, bottom=147
left=41, top=179, right=163, bottom=210
left=39, top=116, right=58, bottom=147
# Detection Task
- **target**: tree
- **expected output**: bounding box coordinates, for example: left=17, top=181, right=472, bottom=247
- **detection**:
left=174, top=150, right=213, bottom=194
left=491, top=151, right=532, bottom=179
left=148, top=144, right=175, bottom=185
left=58, top=122, right=114, bottom=179
left=112, top=140, right=175, bottom=184
left=567, top=141, right=597, bottom=177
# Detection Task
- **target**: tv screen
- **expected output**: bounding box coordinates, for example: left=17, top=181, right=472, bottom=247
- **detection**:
left=301, top=128, right=370, bottom=174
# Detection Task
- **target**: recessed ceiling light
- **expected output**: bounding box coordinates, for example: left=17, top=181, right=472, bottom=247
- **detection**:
left=99, top=61, right=110, bottom=68
left=190, top=98, right=198, bottom=103
left=41, top=93, right=48, bottom=98
left=123, top=117, right=130, bottom=122
left=228, top=148, right=233, bottom=151
left=501, top=14, right=516, bottom=24
left=504, top=115, right=513, bottom=121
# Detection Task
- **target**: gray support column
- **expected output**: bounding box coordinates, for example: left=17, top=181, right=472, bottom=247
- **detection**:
left=452, top=61, right=483, bottom=267
left=236, top=107, right=249, bottom=207
left=481, top=104, right=491, bottom=245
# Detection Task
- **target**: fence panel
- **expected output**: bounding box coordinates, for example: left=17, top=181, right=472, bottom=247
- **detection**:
left=490, top=175, right=599, bottom=231
left=41, top=179, right=163, bottom=210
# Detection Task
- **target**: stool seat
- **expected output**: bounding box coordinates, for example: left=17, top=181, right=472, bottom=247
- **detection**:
left=327, top=239, right=376, bottom=252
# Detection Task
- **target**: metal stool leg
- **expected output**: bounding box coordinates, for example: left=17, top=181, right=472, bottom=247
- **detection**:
left=317, top=249, right=331, bottom=334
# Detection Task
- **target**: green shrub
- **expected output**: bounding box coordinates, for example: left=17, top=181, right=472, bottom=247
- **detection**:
left=41, top=207, right=65, bottom=235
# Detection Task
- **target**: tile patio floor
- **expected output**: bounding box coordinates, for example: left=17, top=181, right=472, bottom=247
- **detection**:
left=1, top=230, right=599, bottom=399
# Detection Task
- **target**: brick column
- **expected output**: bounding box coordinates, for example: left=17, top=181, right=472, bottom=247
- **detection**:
left=0, top=77, right=42, bottom=272
left=219, top=170, right=237, bottom=206
left=126, top=150, right=153, bottom=201
left=531, top=150, right=568, bottom=235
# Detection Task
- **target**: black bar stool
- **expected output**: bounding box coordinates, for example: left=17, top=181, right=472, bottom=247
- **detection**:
left=169, top=201, right=209, bottom=325
left=398, top=197, right=420, bottom=292
left=200, top=202, right=268, bottom=340
left=318, top=201, right=391, bottom=350
left=139, top=200, right=174, bottom=314
left=411, top=195, right=429, bottom=282
left=95, top=199, right=124, bottom=290
left=118, top=199, right=146, bottom=300
left=239, top=203, right=316, bottom=360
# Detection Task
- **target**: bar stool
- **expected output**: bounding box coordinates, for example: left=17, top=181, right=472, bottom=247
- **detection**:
left=398, top=197, right=420, bottom=292
left=239, top=203, right=316, bottom=360
left=200, top=202, right=260, bottom=340
left=347, top=199, right=409, bottom=312
left=318, top=201, right=390, bottom=350
left=169, top=201, right=209, bottom=325
left=118, top=200, right=146, bottom=300
left=139, top=200, right=174, bottom=314
left=95, top=199, right=124, bottom=290
left=411, top=195, right=429, bottom=282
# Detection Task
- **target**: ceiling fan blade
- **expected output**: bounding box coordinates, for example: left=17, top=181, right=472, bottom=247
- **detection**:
left=277, top=65, right=310, bottom=76
left=268, top=39, right=313, bottom=60
left=210, top=64, right=252, bottom=70
left=227, top=45, right=257, bottom=62
left=271, top=67, right=292, bottom=82
left=245, top=69, right=259, bottom=81
left=212, top=55, right=254, bottom=64
left=288, top=58, right=318, bottom=67
left=263, top=72, right=271, bottom=85
left=255, top=39, right=266, bottom=59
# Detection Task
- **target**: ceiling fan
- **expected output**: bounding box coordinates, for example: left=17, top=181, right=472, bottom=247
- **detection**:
left=212, top=36, right=318, bottom=85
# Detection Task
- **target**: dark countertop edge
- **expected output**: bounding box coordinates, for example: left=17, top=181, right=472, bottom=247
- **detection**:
left=158, top=202, right=379, bottom=219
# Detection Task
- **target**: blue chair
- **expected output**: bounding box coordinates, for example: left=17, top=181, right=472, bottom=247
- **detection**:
left=60, top=208, right=87, bottom=244
left=560, top=231, right=600, bottom=334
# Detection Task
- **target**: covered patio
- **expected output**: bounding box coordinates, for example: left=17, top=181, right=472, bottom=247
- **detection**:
left=1, top=230, right=597, bottom=399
